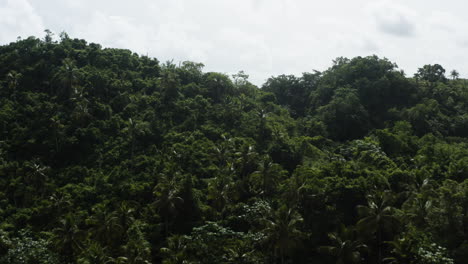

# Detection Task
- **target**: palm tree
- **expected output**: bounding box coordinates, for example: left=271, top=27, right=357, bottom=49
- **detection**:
left=6, top=71, right=21, bottom=100
left=53, top=213, right=85, bottom=257
left=234, top=145, right=258, bottom=179
left=24, top=160, right=49, bottom=197
left=357, top=191, right=400, bottom=264
left=86, top=204, right=123, bottom=249
left=49, top=192, right=72, bottom=218
left=160, top=234, right=189, bottom=264
left=206, top=172, right=234, bottom=214
left=50, top=115, right=64, bottom=154
left=226, top=244, right=258, bottom=264
left=249, top=155, right=283, bottom=197
left=262, top=206, right=304, bottom=264
left=153, top=173, right=184, bottom=237
left=122, top=221, right=152, bottom=264
left=212, top=134, right=233, bottom=168
left=383, top=238, right=412, bottom=264
left=125, top=118, right=138, bottom=159
left=70, top=89, right=91, bottom=127
left=318, top=225, right=367, bottom=264
left=123, top=118, right=149, bottom=159
left=450, top=69, right=459, bottom=80
left=76, top=240, right=113, bottom=264
left=402, top=193, right=432, bottom=227
left=115, top=200, right=138, bottom=232
left=54, top=58, right=80, bottom=98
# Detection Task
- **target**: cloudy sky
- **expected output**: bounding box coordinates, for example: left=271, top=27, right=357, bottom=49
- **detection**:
left=1, top=0, right=467, bottom=85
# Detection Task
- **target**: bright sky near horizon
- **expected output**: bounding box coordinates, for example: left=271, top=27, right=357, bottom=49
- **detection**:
left=1, top=0, right=467, bottom=85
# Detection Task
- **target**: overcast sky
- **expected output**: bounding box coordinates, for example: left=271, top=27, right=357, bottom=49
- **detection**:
left=1, top=0, right=468, bottom=85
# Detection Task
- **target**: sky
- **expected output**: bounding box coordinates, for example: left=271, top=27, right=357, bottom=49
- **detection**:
left=1, top=0, right=468, bottom=85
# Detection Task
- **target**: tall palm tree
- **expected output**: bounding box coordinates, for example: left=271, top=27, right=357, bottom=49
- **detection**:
left=125, top=118, right=138, bottom=159
left=450, top=69, right=459, bottom=80
left=6, top=71, right=21, bottom=100
left=50, top=115, right=64, bottom=154
left=383, top=238, right=412, bottom=264
left=160, top=234, right=189, bottom=264
left=249, top=155, right=283, bottom=197
left=206, top=171, right=234, bottom=214
left=357, top=191, right=400, bottom=264
left=122, top=221, right=152, bottom=264
left=123, top=118, right=149, bottom=159
left=318, top=225, right=367, bottom=264
left=115, top=200, right=138, bottom=233
left=53, top=213, right=85, bottom=257
left=86, top=204, right=122, bottom=246
left=234, top=145, right=258, bottom=179
left=49, top=192, right=73, bottom=218
left=226, top=244, right=258, bottom=264
left=76, top=240, right=113, bottom=264
left=54, top=58, right=80, bottom=98
left=262, top=206, right=304, bottom=264
left=24, top=160, right=49, bottom=197
left=153, top=174, right=184, bottom=237
left=402, top=193, right=432, bottom=227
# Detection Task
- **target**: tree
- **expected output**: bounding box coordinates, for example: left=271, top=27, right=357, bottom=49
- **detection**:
left=24, top=160, right=49, bottom=197
left=248, top=155, right=285, bottom=197
left=121, top=221, right=151, bottom=264
left=415, top=64, right=447, bottom=83
left=357, top=191, right=400, bottom=264
left=54, top=58, right=80, bottom=99
left=44, top=29, right=54, bottom=43
left=6, top=71, right=21, bottom=100
left=153, top=174, right=184, bottom=237
left=122, top=118, right=149, bottom=159
left=450, top=70, right=459, bottom=80
left=317, top=87, right=370, bottom=140
left=86, top=204, right=122, bottom=246
left=53, top=214, right=85, bottom=257
left=318, top=225, right=367, bottom=264
left=0, top=230, right=60, bottom=264
left=203, top=72, right=235, bottom=103
left=262, top=206, right=304, bottom=264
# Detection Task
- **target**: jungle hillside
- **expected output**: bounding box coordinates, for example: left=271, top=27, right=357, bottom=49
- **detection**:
left=0, top=33, right=467, bottom=264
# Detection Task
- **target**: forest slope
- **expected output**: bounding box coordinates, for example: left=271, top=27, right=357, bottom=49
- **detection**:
left=0, top=33, right=467, bottom=264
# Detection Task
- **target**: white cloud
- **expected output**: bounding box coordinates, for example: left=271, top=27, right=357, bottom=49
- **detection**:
left=2, top=0, right=468, bottom=84
left=0, top=0, right=44, bottom=43
left=367, top=0, right=417, bottom=37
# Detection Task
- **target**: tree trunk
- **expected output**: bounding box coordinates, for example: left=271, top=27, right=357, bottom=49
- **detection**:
left=378, top=227, right=382, bottom=264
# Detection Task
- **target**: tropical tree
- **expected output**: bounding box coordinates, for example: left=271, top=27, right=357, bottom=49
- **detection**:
left=262, top=205, right=304, bottom=264
left=76, top=241, right=112, bottom=264
left=122, top=118, right=150, bottom=159
left=86, top=204, right=122, bottom=247
left=160, top=234, right=189, bottom=264
left=248, top=155, right=285, bottom=197
left=6, top=71, right=21, bottom=100
left=115, top=200, right=138, bottom=233
left=24, top=160, right=49, bottom=197
left=450, top=70, right=459, bottom=80
left=121, top=221, right=151, bottom=264
left=153, top=173, right=184, bottom=237
left=357, top=191, right=400, bottom=264
left=383, top=237, right=413, bottom=264
left=318, top=225, right=367, bottom=264
left=53, top=214, right=85, bottom=257
left=54, top=58, right=80, bottom=98
left=415, top=64, right=447, bottom=84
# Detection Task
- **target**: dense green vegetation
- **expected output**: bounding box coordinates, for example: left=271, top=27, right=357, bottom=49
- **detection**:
left=0, top=32, right=467, bottom=263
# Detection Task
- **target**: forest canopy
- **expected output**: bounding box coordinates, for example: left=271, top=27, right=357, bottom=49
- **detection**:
left=0, top=32, right=467, bottom=264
